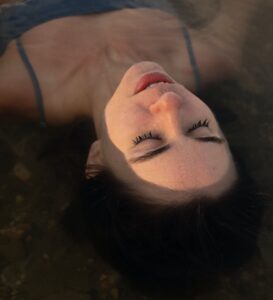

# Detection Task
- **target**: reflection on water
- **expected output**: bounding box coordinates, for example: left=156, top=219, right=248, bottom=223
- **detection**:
left=0, top=0, right=273, bottom=299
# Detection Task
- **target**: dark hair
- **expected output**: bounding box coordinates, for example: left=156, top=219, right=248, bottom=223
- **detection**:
left=78, top=154, right=265, bottom=289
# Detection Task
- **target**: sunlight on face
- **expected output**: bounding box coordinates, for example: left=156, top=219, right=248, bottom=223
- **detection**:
left=99, top=62, right=237, bottom=200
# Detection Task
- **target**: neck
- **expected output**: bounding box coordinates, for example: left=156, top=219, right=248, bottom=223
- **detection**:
left=81, top=50, right=142, bottom=134
left=77, top=8, right=189, bottom=132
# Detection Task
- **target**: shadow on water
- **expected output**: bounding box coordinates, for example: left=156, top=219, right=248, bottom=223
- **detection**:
left=1, top=0, right=273, bottom=299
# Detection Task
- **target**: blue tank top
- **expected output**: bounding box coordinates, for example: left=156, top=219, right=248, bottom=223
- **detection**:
left=0, top=0, right=174, bottom=54
left=0, top=0, right=201, bottom=126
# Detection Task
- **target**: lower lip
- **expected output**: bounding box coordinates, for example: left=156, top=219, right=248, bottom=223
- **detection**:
left=134, top=72, right=174, bottom=94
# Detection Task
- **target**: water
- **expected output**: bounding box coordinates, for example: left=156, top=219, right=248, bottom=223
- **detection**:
left=0, top=0, right=273, bottom=299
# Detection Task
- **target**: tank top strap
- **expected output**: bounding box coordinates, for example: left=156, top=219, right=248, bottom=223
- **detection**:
left=15, top=37, right=46, bottom=127
left=181, top=24, right=202, bottom=92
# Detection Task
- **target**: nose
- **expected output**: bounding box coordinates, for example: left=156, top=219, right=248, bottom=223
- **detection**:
left=149, top=92, right=182, bottom=135
left=149, top=92, right=182, bottom=114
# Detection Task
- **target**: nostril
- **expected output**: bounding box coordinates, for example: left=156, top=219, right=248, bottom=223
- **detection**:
left=149, top=101, right=161, bottom=114
left=150, top=92, right=182, bottom=113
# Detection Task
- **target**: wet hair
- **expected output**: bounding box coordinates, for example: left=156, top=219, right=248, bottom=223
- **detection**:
left=77, top=153, right=265, bottom=289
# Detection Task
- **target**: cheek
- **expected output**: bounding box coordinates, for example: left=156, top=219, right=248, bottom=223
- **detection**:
left=191, top=146, right=232, bottom=184
left=126, top=109, right=152, bottom=130
left=104, top=103, right=149, bottom=149
left=106, top=102, right=149, bottom=132
left=185, top=93, right=213, bottom=115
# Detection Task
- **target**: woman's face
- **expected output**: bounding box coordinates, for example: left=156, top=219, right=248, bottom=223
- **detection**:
left=95, top=62, right=237, bottom=200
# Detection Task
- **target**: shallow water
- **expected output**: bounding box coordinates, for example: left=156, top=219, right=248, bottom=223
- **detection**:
left=1, top=1, right=273, bottom=299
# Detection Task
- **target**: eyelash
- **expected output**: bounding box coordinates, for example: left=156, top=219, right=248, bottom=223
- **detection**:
left=187, top=119, right=209, bottom=133
left=132, top=119, right=210, bottom=145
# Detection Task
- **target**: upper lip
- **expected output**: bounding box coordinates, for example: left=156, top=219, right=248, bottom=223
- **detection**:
left=134, top=72, right=174, bottom=94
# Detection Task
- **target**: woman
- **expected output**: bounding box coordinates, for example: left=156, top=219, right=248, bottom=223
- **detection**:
left=0, top=0, right=264, bottom=287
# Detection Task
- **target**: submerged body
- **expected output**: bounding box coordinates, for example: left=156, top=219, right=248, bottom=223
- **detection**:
left=0, top=0, right=264, bottom=286
left=0, top=0, right=249, bottom=195
left=0, top=0, right=242, bottom=125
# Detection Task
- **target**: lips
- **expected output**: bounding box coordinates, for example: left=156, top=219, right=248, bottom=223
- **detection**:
left=134, top=72, right=174, bottom=94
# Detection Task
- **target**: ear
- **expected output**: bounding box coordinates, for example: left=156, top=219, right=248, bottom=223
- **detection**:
left=85, top=140, right=104, bottom=179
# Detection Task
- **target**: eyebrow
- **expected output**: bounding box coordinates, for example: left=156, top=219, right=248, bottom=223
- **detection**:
left=128, top=136, right=225, bottom=164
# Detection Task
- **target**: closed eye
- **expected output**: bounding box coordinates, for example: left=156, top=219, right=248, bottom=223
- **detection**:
left=132, top=131, right=161, bottom=145
left=187, top=119, right=209, bottom=133
left=128, top=136, right=225, bottom=164
left=132, top=119, right=210, bottom=146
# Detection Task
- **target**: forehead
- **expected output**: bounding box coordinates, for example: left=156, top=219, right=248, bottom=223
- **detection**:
left=129, top=139, right=234, bottom=190
left=120, top=155, right=237, bottom=204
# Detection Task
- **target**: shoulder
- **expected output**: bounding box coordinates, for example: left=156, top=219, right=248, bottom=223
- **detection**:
left=4, top=15, right=104, bottom=125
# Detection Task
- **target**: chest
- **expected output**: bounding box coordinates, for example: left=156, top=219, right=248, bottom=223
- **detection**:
left=21, top=8, right=188, bottom=78
left=19, top=9, right=194, bottom=120
left=96, top=8, right=193, bottom=85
